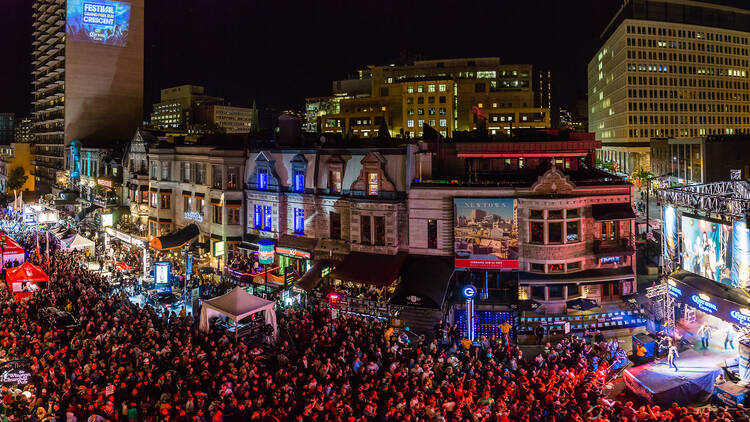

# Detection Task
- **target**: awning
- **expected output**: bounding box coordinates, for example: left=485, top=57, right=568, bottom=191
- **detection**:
left=390, top=255, right=453, bottom=309
left=210, top=198, right=221, bottom=205
left=52, top=198, right=78, bottom=206
left=182, top=191, right=192, bottom=196
left=150, top=223, right=200, bottom=250
left=195, top=192, right=205, bottom=198
left=239, top=234, right=262, bottom=251
left=669, top=270, right=750, bottom=325
left=592, top=203, right=636, bottom=221
left=75, top=204, right=101, bottom=221
left=226, top=200, right=242, bottom=207
left=518, top=266, right=635, bottom=285
left=297, top=261, right=329, bottom=291
left=277, top=234, right=318, bottom=256
left=331, top=252, right=408, bottom=286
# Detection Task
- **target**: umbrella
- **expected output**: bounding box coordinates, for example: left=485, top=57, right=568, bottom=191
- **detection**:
left=115, top=262, right=131, bottom=271
left=516, top=299, right=542, bottom=312
left=566, top=298, right=599, bottom=311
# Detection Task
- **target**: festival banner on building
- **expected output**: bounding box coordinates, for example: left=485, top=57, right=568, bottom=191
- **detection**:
left=453, top=198, right=518, bottom=270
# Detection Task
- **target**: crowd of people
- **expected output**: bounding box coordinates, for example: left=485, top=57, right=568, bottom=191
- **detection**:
left=0, top=217, right=746, bottom=421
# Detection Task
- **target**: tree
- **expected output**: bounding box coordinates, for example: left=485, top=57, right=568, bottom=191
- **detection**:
left=7, top=166, right=28, bottom=191
left=631, top=168, right=654, bottom=190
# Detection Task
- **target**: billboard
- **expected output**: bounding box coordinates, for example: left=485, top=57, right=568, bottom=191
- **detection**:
left=663, top=205, right=678, bottom=264
left=453, top=198, right=518, bottom=269
left=67, top=0, right=131, bottom=47
left=732, top=220, right=750, bottom=288
left=154, top=261, right=170, bottom=289
left=681, top=215, right=733, bottom=286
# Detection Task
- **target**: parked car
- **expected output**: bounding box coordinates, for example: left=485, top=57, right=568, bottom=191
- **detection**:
left=146, top=290, right=182, bottom=313
left=39, top=307, right=79, bottom=331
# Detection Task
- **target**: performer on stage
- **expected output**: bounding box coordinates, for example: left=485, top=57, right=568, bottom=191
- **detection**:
left=697, top=324, right=712, bottom=349
left=668, top=341, right=679, bottom=372
left=725, top=325, right=736, bottom=350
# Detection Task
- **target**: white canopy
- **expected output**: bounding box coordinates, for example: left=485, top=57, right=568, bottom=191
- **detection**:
left=62, top=234, right=95, bottom=251
left=199, top=287, right=277, bottom=338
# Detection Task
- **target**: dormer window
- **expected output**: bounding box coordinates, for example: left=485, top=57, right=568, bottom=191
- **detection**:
left=293, top=170, right=304, bottom=193
left=258, top=168, right=268, bottom=190
left=367, top=173, right=379, bottom=195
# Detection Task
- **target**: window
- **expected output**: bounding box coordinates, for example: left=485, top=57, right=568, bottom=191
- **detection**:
left=567, top=261, right=581, bottom=271
left=197, top=197, right=205, bottom=216
left=212, top=166, right=223, bottom=189
left=568, top=284, right=579, bottom=296
left=228, top=207, right=240, bottom=225
left=548, top=285, right=564, bottom=298
left=439, top=119, right=447, bottom=127
left=182, top=162, right=191, bottom=182
left=548, top=222, right=562, bottom=243
left=439, top=83, right=446, bottom=92
left=160, top=194, right=170, bottom=209
left=150, top=192, right=158, bottom=208
left=196, top=164, right=206, bottom=185
left=263, top=206, right=272, bottom=231
left=141, top=190, right=148, bottom=203
left=475, top=83, right=486, bottom=92
left=293, top=170, right=304, bottom=193
left=417, top=85, right=424, bottom=93
left=530, top=222, right=544, bottom=243
left=601, top=221, right=619, bottom=242
left=254, top=205, right=263, bottom=229
left=532, top=286, right=545, bottom=300
left=531, top=263, right=545, bottom=272
left=149, top=222, right=157, bottom=236
left=407, top=120, right=414, bottom=128
left=212, top=204, right=222, bottom=224
left=407, top=86, right=414, bottom=94
left=548, top=263, right=564, bottom=272
left=529, top=209, right=544, bottom=219
left=150, top=161, right=158, bottom=179
left=161, top=162, right=170, bottom=180
left=361, top=215, right=372, bottom=245
left=439, top=96, right=446, bottom=104
left=548, top=210, right=563, bottom=219
left=566, top=221, right=580, bottom=242
left=183, top=196, right=190, bottom=212
left=379, top=87, right=389, bottom=97
left=227, top=167, right=238, bottom=190
left=566, top=208, right=579, bottom=218
left=417, top=97, right=424, bottom=104
left=374, top=216, right=385, bottom=246
left=428, top=84, right=436, bottom=92
left=427, top=219, right=437, bottom=249
left=330, top=212, right=341, bottom=240
left=294, top=208, right=305, bottom=234
left=329, top=170, right=342, bottom=193
left=367, top=172, right=378, bottom=195
left=257, top=168, right=268, bottom=190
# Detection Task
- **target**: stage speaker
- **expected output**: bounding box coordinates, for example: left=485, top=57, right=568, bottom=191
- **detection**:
left=632, top=333, right=656, bottom=364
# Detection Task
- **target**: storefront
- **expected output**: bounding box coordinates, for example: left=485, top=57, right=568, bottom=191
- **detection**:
left=275, top=235, right=317, bottom=283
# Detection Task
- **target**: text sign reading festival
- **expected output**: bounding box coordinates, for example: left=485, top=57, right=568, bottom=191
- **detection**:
left=67, top=0, right=131, bottom=46
left=453, top=198, right=518, bottom=270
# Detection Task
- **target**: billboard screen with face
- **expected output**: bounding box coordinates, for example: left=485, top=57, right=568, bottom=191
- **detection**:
left=67, top=0, right=131, bottom=46
left=681, top=215, right=733, bottom=286
left=453, top=198, right=518, bottom=269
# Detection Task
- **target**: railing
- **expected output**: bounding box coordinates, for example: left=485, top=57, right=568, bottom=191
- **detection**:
left=593, top=238, right=633, bottom=254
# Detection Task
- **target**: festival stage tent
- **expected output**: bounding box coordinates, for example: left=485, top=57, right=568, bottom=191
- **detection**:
left=199, top=287, right=277, bottom=339
left=6, top=262, right=49, bottom=299
left=61, top=234, right=95, bottom=253
left=0, top=232, right=25, bottom=266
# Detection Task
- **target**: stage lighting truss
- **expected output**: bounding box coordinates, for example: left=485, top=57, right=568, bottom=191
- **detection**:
left=656, top=180, right=750, bottom=219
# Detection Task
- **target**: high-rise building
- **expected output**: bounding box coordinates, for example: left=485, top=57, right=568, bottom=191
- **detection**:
left=306, top=58, right=552, bottom=138
left=194, top=104, right=254, bottom=134
left=0, top=113, right=15, bottom=143
left=589, top=0, right=750, bottom=174
left=149, top=85, right=224, bottom=130
left=14, top=117, right=34, bottom=143
left=31, top=0, right=144, bottom=191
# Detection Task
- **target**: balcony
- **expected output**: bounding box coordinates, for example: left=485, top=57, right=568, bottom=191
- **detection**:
left=593, top=238, right=634, bottom=255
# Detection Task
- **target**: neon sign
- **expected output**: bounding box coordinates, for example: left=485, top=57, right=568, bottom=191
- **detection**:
left=462, top=285, right=477, bottom=298
left=599, top=256, right=621, bottom=265
left=730, top=309, right=750, bottom=327
left=691, top=294, right=718, bottom=314
left=668, top=285, right=682, bottom=298
left=184, top=211, right=203, bottom=222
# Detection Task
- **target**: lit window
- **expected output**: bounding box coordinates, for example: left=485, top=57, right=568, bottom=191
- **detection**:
left=417, top=85, right=424, bottom=93
left=367, top=172, right=379, bottom=195
left=407, top=86, right=414, bottom=94
left=407, top=120, right=414, bottom=127
left=293, top=170, right=304, bottom=193
left=438, top=84, right=446, bottom=92
left=258, top=168, right=268, bottom=190
left=294, top=208, right=305, bottom=234
left=254, top=205, right=262, bottom=229
left=263, top=206, right=272, bottom=230
left=428, top=84, right=436, bottom=92
left=439, top=119, right=447, bottom=127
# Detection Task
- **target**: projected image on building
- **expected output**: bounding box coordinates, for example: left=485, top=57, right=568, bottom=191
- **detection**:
left=67, top=0, right=131, bottom=46
left=453, top=198, right=518, bottom=269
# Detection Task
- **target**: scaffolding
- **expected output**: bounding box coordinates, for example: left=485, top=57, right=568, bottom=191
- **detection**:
left=654, top=180, right=750, bottom=336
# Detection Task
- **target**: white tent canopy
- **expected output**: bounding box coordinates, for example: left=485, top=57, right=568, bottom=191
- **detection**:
left=199, top=287, right=277, bottom=338
left=62, top=234, right=95, bottom=252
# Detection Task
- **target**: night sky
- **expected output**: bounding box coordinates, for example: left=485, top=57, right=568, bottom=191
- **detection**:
left=1, top=0, right=748, bottom=117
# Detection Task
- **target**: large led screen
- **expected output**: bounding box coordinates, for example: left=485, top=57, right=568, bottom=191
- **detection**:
left=663, top=205, right=678, bottom=264
left=732, top=220, right=750, bottom=288
left=67, top=0, right=131, bottom=46
left=681, top=215, right=733, bottom=286
left=454, top=198, right=518, bottom=269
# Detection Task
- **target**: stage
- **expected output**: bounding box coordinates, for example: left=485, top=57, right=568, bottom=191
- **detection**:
left=624, top=348, right=728, bottom=406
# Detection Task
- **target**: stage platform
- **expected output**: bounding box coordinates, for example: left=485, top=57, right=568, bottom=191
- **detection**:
left=624, top=348, right=727, bottom=406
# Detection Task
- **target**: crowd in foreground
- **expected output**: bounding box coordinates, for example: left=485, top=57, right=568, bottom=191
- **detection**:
left=0, top=226, right=747, bottom=421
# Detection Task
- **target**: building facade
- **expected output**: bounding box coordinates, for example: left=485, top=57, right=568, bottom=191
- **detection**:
left=0, top=113, right=15, bottom=143
left=308, top=58, right=552, bottom=138
left=589, top=0, right=750, bottom=174
left=149, top=85, right=224, bottom=130
left=31, top=0, right=144, bottom=190
left=651, top=135, right=750, bottom=184
left=14, top=117, right=33, bottom=143
left=0, top=143, right=35, bottom=194
left=194, top=104, right=254, bottom=134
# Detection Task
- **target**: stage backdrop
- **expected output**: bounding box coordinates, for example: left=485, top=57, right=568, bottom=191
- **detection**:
left=680, top=215, right=733, bottom=286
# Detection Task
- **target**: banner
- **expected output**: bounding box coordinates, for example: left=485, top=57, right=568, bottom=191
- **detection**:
left=662, top=205, right=678, bottom=264
left=732, top=220, right=750, bottom=289
left=453, top=198, right=518, bottom=269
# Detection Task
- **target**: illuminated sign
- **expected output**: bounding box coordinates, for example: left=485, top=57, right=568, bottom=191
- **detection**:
left=213, top=241, right=225, bottom=257
left=730, top=309, right=750, bottom=327
left=462, top=285, right=477, bottom=299
left=1, top=368, right=32, bottom=385
left=97, top=178, right=112, bottom=188
left=275, top=246, right=311, bottom=259
left=67, top=0, right=131, bottom=47
left=668, top=285, right=682, bottom=298
left=690, top=294, right=718, bottom=314
left=154, top=261, right=170, bottom=287
left=600, top=256, right=621, bottom=265
left=101, top=213, right=113, bottom=227
left=184, top=211, right=203, bottom=222
left=258, top=240, right=275, bottom=265
left=453, top=198, right=518, bottom=270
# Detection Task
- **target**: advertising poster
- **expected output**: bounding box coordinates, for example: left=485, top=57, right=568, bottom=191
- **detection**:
left=662, top=205, right=678, bottom=264
left=453, top=198, right=518, bottom=269
left=154, top=261, right=170, bottom=289
left=67, top=0, right=131, bottom=46
left=732, top=220, right=750, bottom=289
left=681, top=215, right=733, bottom=286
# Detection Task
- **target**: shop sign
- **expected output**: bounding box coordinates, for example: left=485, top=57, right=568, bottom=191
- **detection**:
left=730, top=309, right=750, bottom=327
left=462, top=285, right=477, bottom=299
left=101, top=213, right=113, bottom=227
left=214, top=241, right=225, bottom=257
left=97, top=178, right=112, bottom=188
left=1, top=368, right=32, bottom=385
left=275, top=246, right=311, bottom=259
left=154, top=261, right=170, bottom=288
left=184, top=211, right=203, bottom=222
left=599, top=256, right=621, bottom=265
left=690, top=293, right=718, bottom=314
left=406, top=295, right=422, bottom=304
left=258, top=240, right=275, bottom=265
